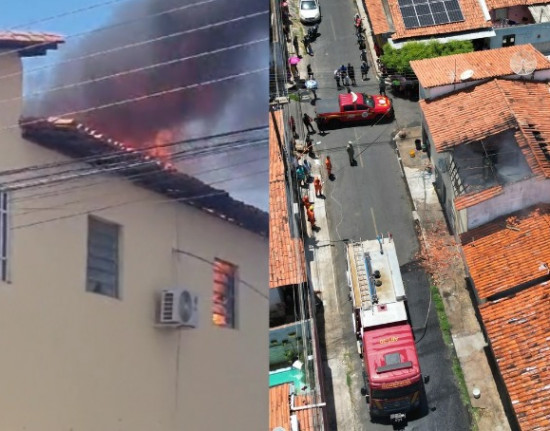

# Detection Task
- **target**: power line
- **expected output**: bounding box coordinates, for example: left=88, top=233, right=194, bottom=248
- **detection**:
left=8, top=0, right=130, bottom=30
left=0, top=37, right=268, bottom=105
left=0, top=0, right=221, bottom=60
left=0, top=10, right=269, bottom=84
left=12, top=182, right=263, bottom=230
left=4, top=134, right=268, bottom=191
left=14, top=153, right=267, bottom=204
left=8, top=125, right=267, bottom=177
left=3, top=66, right=269, bottom=132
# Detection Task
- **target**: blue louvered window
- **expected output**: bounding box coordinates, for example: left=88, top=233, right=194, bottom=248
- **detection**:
left=86, top=216, right=120, bottom=298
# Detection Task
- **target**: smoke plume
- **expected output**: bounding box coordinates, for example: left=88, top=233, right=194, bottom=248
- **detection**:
left=27, top=0, right=269, bottom=209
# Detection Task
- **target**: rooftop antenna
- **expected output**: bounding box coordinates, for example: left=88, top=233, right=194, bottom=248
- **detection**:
left=510, top=50, right=537, bottom=76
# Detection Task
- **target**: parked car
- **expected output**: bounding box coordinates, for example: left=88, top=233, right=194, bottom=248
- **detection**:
left=299, top=0, right=321, bottom=23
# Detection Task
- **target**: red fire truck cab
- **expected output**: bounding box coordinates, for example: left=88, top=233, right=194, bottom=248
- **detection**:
left=362, top=322, right=422, bottom=419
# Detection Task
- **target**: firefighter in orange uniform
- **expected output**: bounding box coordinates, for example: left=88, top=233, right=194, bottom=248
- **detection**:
left=325, top=155, right=332, bottom=177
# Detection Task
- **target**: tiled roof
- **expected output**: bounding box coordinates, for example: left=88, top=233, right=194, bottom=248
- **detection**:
left=363, top=0, right=391, bottom=35
left=294, top=393, right=324, bottom=430
left=385, top=0, right=491, bottom=41
left=269, top=383, right=323, bottom=431
left=20, top=117, right=269, bottom=236
left=486, top=0, right=549, bottom=10
left=479, top=283, right=550, bottom=431
left=411, top=44, right=550, bottom=89
left=269, top=110, right=307, bottom=289
left=419, top=80, right=517, bottom=151
left=461, top=204, right=550, bottom=299
left=454, top=185, right=504, bottom=210
left=269, top=383, right=292, bottom=431
left=420, top=79, right=550, bottom=179
left=0, top=31, right=63, bottom=57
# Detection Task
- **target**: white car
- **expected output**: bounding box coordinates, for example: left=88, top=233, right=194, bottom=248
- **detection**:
left=299, top=0, right=321, bottom=23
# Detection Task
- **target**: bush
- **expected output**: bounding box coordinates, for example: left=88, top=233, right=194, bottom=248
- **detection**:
left=380, top=40, right=474, bottom=76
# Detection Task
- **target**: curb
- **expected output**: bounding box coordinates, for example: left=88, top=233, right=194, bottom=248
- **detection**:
left=353, top=0, right=382, bottom=78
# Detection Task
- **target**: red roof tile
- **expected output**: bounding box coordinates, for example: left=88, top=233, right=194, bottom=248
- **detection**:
left=363, top=0, right=391, bottom=35
left=411, top=45, right=550, bottom=89
left=382, top=0, right=491, bottom=40
left=269, top=383, right=291, bottom=430
left=420, top=79, right=550, bottom=179
left=0, top=31, right=63, bottom=56
left=454, top=185, right=504, bottom=210
left=294, top=394, right=324, bottom=430
left=21, top=117, right=269, bottom=236
left=479, top=283, right=550, bottom=431
left=419, top=80, right=517, bottom=151
left=486, top=0, right=549, bottom=10
left=269, top=110, right=308, bottom=289
left=461, top=204, right=550, bottom=299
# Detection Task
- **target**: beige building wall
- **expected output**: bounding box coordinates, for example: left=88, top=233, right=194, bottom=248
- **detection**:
left=0, top=49, right=268, bottom=431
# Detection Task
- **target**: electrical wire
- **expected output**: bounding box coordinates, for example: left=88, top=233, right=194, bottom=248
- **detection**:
left=14, top=153, right=267, bottom=204
left=15, top=164, right=268, bottom=216
left=0, top=10, right=269, bottom=85
left=1, top=37, right=269, bottom=105
left=0, top=0, right=221, bottom=60
left=4, top=125, right=267, bottom=177
left=7, top=0, right=131, bottom=30
left=4, top=134, right=268, bottom=191
left=12, top=180, right=263, bottom=230
left=2, top=66, right=269, bottom=132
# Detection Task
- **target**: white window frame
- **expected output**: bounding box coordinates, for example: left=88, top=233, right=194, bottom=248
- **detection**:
left=0, top=191, right=9, bottom=282
left=212, top=258, right=238, bottom=329
left=86, top=216, right=120, bottom=298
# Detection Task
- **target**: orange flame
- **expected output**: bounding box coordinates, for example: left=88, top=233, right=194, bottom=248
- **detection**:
left=148, top=129, right=174, bottom=163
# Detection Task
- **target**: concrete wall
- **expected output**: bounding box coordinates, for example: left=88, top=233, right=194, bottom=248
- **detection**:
left=0, top=50, right=269, bottom=431
left=269, top=320, right=312, bottom=367
left=465, top=176, right=550, bottom=229
left=490, top=23, right=550, bottom=49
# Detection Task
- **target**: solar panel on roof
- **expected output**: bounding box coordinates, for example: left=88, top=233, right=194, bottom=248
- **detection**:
left=398, top=0, right=465, bottom=29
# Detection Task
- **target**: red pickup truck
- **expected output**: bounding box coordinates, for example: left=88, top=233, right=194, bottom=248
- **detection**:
left=315, top=92, right=393, bottom=130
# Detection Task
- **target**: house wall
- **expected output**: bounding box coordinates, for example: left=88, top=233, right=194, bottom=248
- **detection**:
left=465, top=176, right=550, bottom=229
left=0, top=50, right=269, bottom=431
left=269, top=320, right=312, bottom=367
left=491, top=23, right=550, bottom=51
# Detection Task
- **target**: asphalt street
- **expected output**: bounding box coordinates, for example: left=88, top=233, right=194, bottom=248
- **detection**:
left=299, top=0, right=471, bottom=429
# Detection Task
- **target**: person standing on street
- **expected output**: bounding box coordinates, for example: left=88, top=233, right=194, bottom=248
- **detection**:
left=314, top=177, right=323, bottom=197
left=303, top=113, right=316, bottom=134
left=347, top=142, right=356, bottom=166
left=307, top=206, right=317, bottom=230
left=361, top=61, right=369, bottom=80
left=307, top=64, right=314, bottom=80
left=379, top=75, right=387, bottom=96
left=348, top=63, right=356, bottom=86
left=325, top=155, right=333, bottom=177
left=334, top=69, right=341, bottom=89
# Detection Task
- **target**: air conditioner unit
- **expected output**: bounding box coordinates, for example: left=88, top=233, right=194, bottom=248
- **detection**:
left=158, top=288, right=199, bottom=328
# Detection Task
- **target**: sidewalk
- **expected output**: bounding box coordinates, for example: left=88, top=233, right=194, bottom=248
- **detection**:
left=394, top=127, right=511, bottom=431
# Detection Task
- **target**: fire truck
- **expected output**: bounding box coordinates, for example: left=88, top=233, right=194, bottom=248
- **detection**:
left=346, top=236, right=423, bottom=422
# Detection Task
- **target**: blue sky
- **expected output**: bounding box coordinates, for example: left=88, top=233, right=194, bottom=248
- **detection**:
left=0, top=0, right=115, bottom=93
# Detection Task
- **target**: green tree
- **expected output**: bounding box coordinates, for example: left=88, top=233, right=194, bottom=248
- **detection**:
left=380, top=40, right=473, bottom=76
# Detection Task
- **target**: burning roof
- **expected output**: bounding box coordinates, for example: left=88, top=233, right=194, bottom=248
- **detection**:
left=0, top=31, right=64, bottom=57
left=20, top=116, right=268, bottom=237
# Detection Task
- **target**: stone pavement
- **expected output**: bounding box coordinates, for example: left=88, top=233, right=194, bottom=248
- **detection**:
left=394, top=126, right=511, bottom=431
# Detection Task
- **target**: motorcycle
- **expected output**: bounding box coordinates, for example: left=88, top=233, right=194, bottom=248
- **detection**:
left=303, top=34, right=314, bottom=56
left=354, top=13, right=363, bottom=35
left=307, top=24, right=320, bottom=41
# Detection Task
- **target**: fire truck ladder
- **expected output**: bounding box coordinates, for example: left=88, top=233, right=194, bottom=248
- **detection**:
left=352, top=241, right=378, bottom=310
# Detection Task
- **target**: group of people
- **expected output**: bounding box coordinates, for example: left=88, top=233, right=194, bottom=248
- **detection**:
left=334, top=64, right=356, bottom=90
